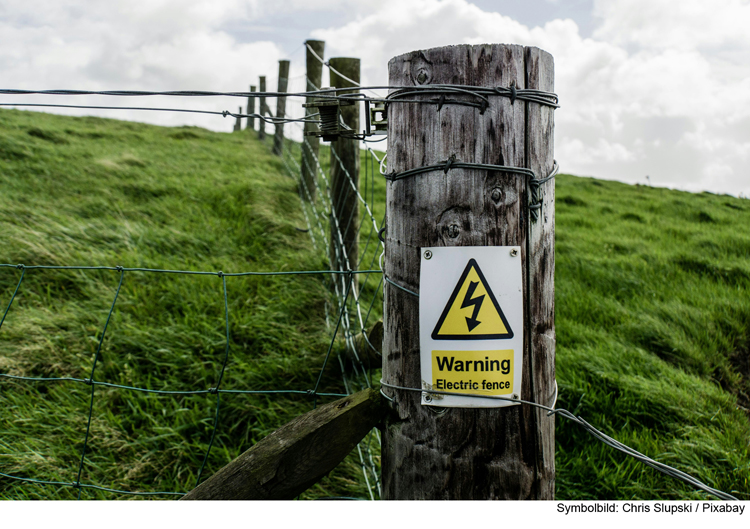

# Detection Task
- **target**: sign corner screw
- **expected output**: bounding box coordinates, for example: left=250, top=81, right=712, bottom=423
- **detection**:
left=510, top=248, right=518, bottom=257
left=424, top=250, right=433, bottom=260
left=423, top=393, right=433, bottom=403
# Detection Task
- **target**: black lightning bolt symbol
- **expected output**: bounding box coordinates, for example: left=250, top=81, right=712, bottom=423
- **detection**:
left=460, top=281, right=485, bottom=332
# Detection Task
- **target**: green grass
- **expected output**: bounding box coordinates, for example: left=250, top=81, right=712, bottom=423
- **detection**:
left=1, top=107, right=749, bottom=500
left=554, top=177, right=750, bottom=499
left=0, top=109, right=382, bottom=500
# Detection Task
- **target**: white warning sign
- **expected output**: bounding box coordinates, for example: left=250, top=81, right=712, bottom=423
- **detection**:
left=419, top=246, right=523, bottom=408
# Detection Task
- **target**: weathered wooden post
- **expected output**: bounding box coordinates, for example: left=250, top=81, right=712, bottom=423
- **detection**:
left=233, top=106, right=242, bottom=132
left=328, top=57, right=360, bottom=278
left=381, top=44, right=556, bottom=499
left=300, top=40, right=325, bottom=201
left=246, top=85, right=256, bottom=131
left=272, top=60, right=290, bottom=156
left=258, top=76, right=266, bottom=141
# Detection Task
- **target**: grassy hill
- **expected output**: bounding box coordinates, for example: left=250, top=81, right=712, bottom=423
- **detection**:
left=554, top=174, right=750, bottom=498
left=1, top=107, right=749, bottom=500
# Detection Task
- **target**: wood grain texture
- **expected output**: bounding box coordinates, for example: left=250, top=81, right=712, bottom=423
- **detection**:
left=247, top=85, right=256, bottom=131
left=525, top=46, right=556, bottom=499
left=329, top=58, right=360, bottom=281
left=382, top=44, right=555, bottom=499
left=300, top=40, right=325, bottom=200
left=233, top=106, right=242, bottom=132
left=272, top=60, right=290, bottom=156
left=258, top=76, right=266, bottom=141
left=181, top=389, right=387, bottom=500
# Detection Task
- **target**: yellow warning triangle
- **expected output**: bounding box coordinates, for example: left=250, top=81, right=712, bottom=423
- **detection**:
left=431, top=258, right=513, bottom=340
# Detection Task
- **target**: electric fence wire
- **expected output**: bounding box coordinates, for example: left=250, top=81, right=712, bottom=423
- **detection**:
left=379, top=380, right=739, bottom=501
left=311, top=64, right=386, bottom=498
left=305, top=71, right=382, bottom=493
left=378, top=148, right=735, bottom=500
left=272, top=71, right=386, bottom=498
left=0, top=83, right=558, bottom=109
left=0, top=102, right=319, bottom=124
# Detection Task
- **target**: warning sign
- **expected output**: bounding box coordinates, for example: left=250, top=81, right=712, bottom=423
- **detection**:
left=419, top=246, right=523, bottom=408
left=432, top=259, right=513, bottom=340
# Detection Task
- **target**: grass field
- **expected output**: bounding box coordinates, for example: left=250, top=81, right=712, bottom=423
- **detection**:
left=1, top=107, right=748, bottom=500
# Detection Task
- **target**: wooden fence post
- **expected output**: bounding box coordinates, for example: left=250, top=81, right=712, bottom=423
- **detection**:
left=328, top=57, right=360, bottom=280
left=258, top=76, right=266, bottom=141
left=381, top=44, right=556, bottom=499
left=247, top=85, right=256, bottom=131
left=300, top=39, right=325, bottom=201
left=272, top=60, right=290, bottom=156
left=233, top=106, right=242, bottom=132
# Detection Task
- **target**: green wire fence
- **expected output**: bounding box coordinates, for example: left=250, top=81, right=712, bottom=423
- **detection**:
left=0, top=54, right=387, bottom=497
left=0, top=263, right=382, bottom=498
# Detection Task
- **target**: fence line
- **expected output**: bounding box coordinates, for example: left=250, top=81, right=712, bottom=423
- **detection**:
left=261, top=59, right=391, bottom=499
left=0, top=45, right=741, bottom=501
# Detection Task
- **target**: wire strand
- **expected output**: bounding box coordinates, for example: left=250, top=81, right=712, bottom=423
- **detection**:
left=379, top=380, right=738, bottom=501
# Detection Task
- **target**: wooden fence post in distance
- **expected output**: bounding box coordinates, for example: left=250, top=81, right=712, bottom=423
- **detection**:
left=258, top=76, right=266, bottom=141
left=328, top=57, right=360, bottom=280
left=247, top=85, right=256, bottom=131
left=300, top=39, right=325, bottom=201
left=233, top=106, right=242, bottom=132
left=272, top=60, right=290, bottom=156
left=381, top=44, right=556, bottom=499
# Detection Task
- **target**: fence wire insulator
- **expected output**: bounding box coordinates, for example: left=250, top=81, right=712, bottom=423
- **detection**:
left=368, top=102, right=388, bottom=135
left=303, top=90, right=354, bottom=141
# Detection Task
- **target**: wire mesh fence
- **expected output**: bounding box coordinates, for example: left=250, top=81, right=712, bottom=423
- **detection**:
left=0, top=51, right=387, bottom=496
left=0, top=262, right=382, bottom=498
left=269, top=62, right=388, bottom=500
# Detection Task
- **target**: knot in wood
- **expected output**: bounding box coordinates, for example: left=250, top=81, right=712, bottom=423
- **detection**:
left=491, top=187, right=503, bottom=203
left=447, top=224, right=460, bottom=238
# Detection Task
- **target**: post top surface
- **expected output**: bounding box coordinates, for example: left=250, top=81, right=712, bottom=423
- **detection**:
left=388, top=43, right=552, bottom=69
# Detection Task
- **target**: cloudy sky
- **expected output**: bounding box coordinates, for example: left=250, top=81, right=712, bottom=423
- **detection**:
left=1, top=0, right=749, bottom=196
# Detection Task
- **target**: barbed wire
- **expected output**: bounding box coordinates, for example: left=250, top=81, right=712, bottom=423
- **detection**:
left=384, top=156, right=559, bottom=221
left=387, top=84, right=559, bottom=108
left=0, top=102, right=319, bottom=124
left=0, top=85, right=558, bottom=108
left=267, top=72, right=386, bottom=498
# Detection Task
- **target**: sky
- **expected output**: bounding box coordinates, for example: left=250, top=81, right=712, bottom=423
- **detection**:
left=1, top=0, right=749, bottom=197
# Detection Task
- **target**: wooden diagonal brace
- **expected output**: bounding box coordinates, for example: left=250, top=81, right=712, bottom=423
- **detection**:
left=181, top=389, right=388, bottom=500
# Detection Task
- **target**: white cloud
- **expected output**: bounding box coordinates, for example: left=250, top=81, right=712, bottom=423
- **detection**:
left=313, top=0, right=750, bottom=196
left=1, top=0, right=749, bottom=196
left=0, top=0, right=284, bottom=129
left=559, top=137, right=637, bottom=165
left=593, top=0, right=750, bottom=52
